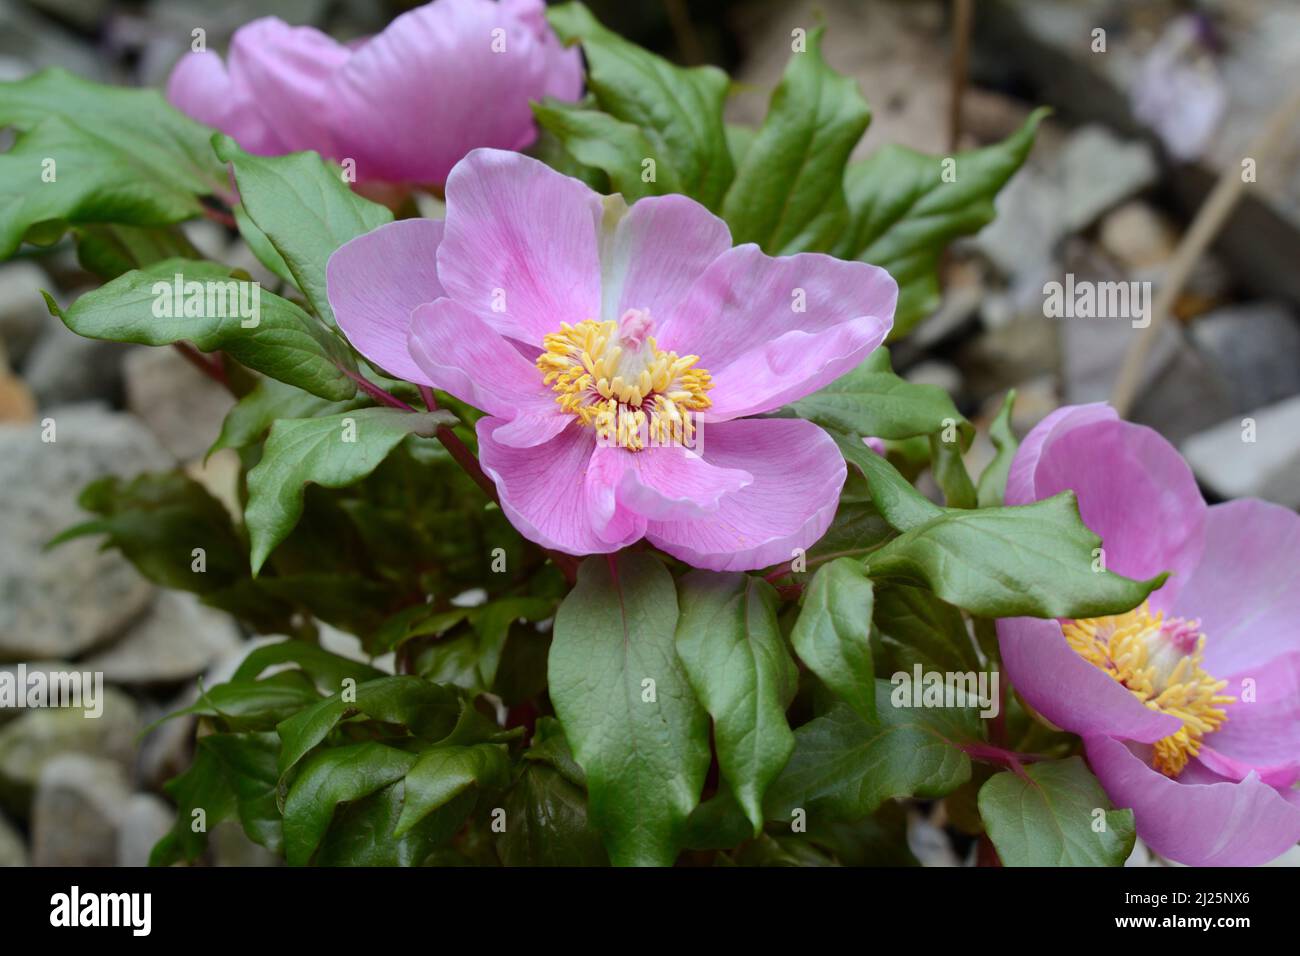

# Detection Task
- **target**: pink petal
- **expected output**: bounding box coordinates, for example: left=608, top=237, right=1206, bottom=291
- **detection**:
left=328, top=0, right=582, bottom=185
left=619, top=445, right=752, bottom=523
left=644, top=418, right=845, bottom=572
left=225, top=17, right=348, bottom=156
left=326, top=218, right=445, bottom=386
left=598, top=194, right=732, bottom=325
left=407, top=297, right=567, bottom=448
left=1200, top=651, right=1300, bottom=788
left=584, top=445, right=644, bottom=545
left=438, top=149, right=603, bottom=345
left=477, top=418, right=643, bottom=555
left=998, top=616, right=1182, bottom=743
left=1017, top=413, right=1206, bottom=612
left=166, top=50, right=276, bottom=154
left=1176, top=499, right=1300, bottom=676
left=657, top=245, right=896, bottom=420
left=1005, top=403, right=1116, bottom=507
left=1086, top=734, right=1300, bottom=866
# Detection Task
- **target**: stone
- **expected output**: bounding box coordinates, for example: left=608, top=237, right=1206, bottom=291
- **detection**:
left=116, top=793, right=174, bottom=867
left=0, top=685, right=140, bottom=805
left=124, top=346, right=233, bottom=461
left=1057, top=125, right=1158, bottom=235
left=957, top=315, right=1059, bottom=404
left=85, top=591, right=244, bottom=686
left=0, top=405, right=170, bottom=659
left=23, top=317, right=131, bottom=408
left=31, top=754, right=130, bottom=866
left=1099, top=201, right=1177, bottom=271
left=0, top=260, right=51, bottom=365
left=0, top=807, right=24, bottom=866
left=1189, top=302, right=1300, bottom=413
left=1181, top=395, right=1300, bottom=510
left=906, top=810, right=961, bottom=867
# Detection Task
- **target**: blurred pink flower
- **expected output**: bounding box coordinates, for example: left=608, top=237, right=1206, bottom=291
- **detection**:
left=325, top=149, right=897, bottom=570
left=998, top=403, right=1300, bottom=865
left=166, top=0, right=582, bottom=187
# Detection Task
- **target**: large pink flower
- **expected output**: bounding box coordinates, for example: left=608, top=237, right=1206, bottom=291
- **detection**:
left=998, top=403, right=1300, bottom=865
left=325, top=149, right=897, bottom=570
left=166, top=0, right=582, bottom=187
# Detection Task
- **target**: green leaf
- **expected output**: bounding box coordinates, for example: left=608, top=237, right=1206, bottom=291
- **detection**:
left=720, top=29, right=869, bottom=254
left=862, top=492, right=1168, bottom=619
left=74, top=223, right=199, bottom=280
left=0, top=69, right=225, bottom=258
left=232, top=203, right=296, bottom=287
left=281, top=742, right=417, bottom=865
left=232, top=639, right=385, bottom=690
left=533, top=99, right=680, bottom=201
left=547, top=2, right=733, bottom=209
left=977, top=389, right=1019, bottom=508
left=178, top=671, right=324, bottom=731
left=200, top=732, right=283, bottom=852
left=791, top=348, right=971, bottom=443
left=244, top=408, right=454, bottom=573
left=214, top=136, right=393, bottom=326
left=978, top=756, right=1135, bottom=866
left=548, top=553, right=710, bottom=866
left=46, top=258, right=357, bottom=400
left=394, top=744, right=509, bottom=836
left=873, top=585, right=979, bottom=675
left=791, top=559, right=875, bottom=722
left=209, top=376, right=359, bottom=458
left=929, top=432, right=977, bottom=509
left=832, top=430, right=943, bottom=532
left=497, top=762, right=608, bottom=866
left=150, top=740, right=236, bottom=865
left=49, top=471, right=247, bottom=595
left=837, top=109, right=1047, bottom=337
left=468, top=596, right=555, bottom=689
left=674, top=571, right=796, bottom=834
left=313, top=780, right=472, bottom=866
left=766, top=686, right=979, bottom=822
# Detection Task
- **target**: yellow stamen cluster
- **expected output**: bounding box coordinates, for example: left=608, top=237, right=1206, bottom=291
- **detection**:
left=1062, top=602, right=1233, bottom=777
left=536, top=318, right=713, bottom=450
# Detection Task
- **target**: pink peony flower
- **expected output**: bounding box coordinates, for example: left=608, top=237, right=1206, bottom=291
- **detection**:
left=166, top=0, right=582, bottom=187
left=325, top=148, right=897, bottom=570
left=998, top=403, right=1300, bottom=865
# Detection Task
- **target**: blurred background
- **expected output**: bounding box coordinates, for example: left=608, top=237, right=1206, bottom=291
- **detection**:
left=1, top=0, right=1298, bottom=867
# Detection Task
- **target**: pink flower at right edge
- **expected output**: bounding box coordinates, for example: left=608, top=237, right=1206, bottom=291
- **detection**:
left=998, top=403, right=1300, bottom=865
left=166, top=0, right=582, bottom=188
left=324, top=148, right=897, bottom=572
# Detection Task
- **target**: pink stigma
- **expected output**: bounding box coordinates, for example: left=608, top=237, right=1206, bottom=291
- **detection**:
left=619, top=308, right=654, bottom=350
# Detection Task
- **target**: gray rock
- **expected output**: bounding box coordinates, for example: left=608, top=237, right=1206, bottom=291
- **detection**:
left=116, top=793, right=174, bottom=868
left=1181, top=394, right=1300, bottom=509
left=0, top=405, right=170, bottom=659
left=136, top=704, right=195, bottom=791
left=87, top=591, right=243, bottom=686
left=1189, top=302, right=1300, bottom=413
left=1058, top=125, right=1158, bottom=234
left=0, top=260, right=51, bottom=366
left=124, top=346, right=233, bottom=461
left=0, top=685, right=140, bottom=805
left=0, top=808, right=24, bottom=866
left=31, top=754, right=130, bottom=866
left=24, top=318, right=131, bottom=408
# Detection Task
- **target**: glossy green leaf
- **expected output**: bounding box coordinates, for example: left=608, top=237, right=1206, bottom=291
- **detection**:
left=532, top=98, right=679, bottom=201
left=766, top=686, right=979, bottom=822
left=0, top=69, right=225, bottom=258
left=244, top=408, right=454, bottom=573
left=547, top=2, right=733, bottom=209
left=675, top=571, right=796, bottom=833
left=720, top=28, right=869, bottom=253
left=837, top=109, right=1046, bottom=336
left=281, top=742, right=416, bottom=865
left=46, top=258, right=357, bottom=400
left=929, top=432, right=977, bottom=509
left=832, top=430, right=943, bottom=532
left=978, top=756, right=1135, bottom=866
left=873, top=585, right=980, bottom=675
left=214, top=136, right=393, bottom=326
left=977, top=389, right=1019, bottom=508
left=791, top=559, right=875, bottom=722
left=548, top=553, right=710, bottom=866
left=497, top=762, right=608, bottom=866
left=394, top=744, right=510, bottom=836
left=862, top=492, right=1168, bottom=619
left=208, top=376, right=359, bottom=458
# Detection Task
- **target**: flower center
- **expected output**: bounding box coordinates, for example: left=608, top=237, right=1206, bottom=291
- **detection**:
left=535, top=308, right=713, bottom=451
left=1062, top=602, right=1233, bottom=778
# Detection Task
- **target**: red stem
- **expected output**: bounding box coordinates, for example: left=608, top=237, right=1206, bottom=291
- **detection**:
left=173, top=342, right=229, bottom=389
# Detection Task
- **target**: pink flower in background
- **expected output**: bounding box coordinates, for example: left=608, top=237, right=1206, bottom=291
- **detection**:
left=998, top=403, right=1300, bottom=865
left=166, top=0, right=582, bottom=186
left=325, top=149, right=897, bottom=570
